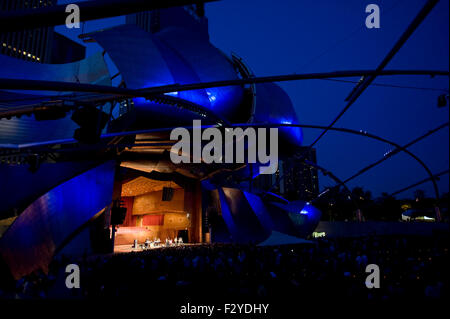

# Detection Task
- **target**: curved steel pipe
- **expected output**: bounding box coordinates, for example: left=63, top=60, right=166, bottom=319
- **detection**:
left=2, top=122, right=441, bottom=202
left=0, top=70, right=448, bottom=98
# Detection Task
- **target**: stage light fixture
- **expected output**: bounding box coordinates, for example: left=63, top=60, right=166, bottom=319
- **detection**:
left=437, top=94, right=448, bottom=108
left=162, top=187, right=174, bottom=201
left=34, top=104, right=68, bottom=121
left=111, top=199, right=127, bottom=226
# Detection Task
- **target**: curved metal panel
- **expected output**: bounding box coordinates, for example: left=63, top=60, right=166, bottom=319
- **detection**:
left=156, top=27, right=244, bottom=119
left=268, top=201, right=321, bottom=238
left=0, top=51, right=110, bottom=96
left=210, top=186, right=320, bottom=242
left=242, top=191, right=273, bottom=230
left=0, top=160, right=102, bottom=218
left=0, top=161, right=115, bottom=279
left=219, top=187, right=271, bottom=243
left=90, top=25, right=176, bottom=89
left=217, top=188, right=239, bottom=241
left=0, top=52, right=111, bottom=144
left=91, top=24, right=244, bottom=125
left=252, top=82, right=303, bottom=147
left=91, top=24, right=212, bottom=128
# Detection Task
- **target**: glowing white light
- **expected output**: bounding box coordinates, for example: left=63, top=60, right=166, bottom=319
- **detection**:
left=207, top=91, right=216, bottom=102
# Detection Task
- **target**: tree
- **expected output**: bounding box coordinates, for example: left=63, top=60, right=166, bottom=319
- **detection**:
left=315, top=186, right=355, bottom=221
left=376, top=192, right=401, bottom=221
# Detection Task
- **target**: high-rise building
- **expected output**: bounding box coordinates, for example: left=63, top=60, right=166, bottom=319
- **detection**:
left=126, top=4, right=209, bottom=38
left=281, top=147, right=319, bottom=201
left=0, top=0, right=85, bottom=64
left=0, top=0, right=56, bottom=63
left=253, top=147, right=319, bottom=201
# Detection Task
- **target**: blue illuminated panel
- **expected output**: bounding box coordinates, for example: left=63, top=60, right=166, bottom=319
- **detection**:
left=0, top=161, right=115, bottom=279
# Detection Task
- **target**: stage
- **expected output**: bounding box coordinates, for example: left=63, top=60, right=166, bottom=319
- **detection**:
left=114, top=243, right=200, bottom=253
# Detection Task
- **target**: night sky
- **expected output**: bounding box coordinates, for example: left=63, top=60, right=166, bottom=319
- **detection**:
left=56, top=0, right=449, bottom=199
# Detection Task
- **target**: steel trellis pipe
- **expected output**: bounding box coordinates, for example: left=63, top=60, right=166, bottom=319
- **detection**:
left=340, top=122, right=449, bottom=187
left=0, top=123, right=441, bottom=202
left=305, top=0, right=440, bottom=154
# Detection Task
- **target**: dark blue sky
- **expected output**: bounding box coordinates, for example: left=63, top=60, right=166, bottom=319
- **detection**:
left=56, top=0, right=449, bottom=199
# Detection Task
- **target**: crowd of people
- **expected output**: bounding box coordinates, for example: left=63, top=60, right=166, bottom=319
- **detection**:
left=0, top=234, right=448, bottom=301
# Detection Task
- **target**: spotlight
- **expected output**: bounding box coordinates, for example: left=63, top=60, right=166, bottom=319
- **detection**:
left=437, top=94, right=448, bottom=108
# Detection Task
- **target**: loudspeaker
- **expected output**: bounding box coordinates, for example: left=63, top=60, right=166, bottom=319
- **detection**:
left=162, top=187, right=174, bottom=201
left=111, top=200, right=127, bottom=225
